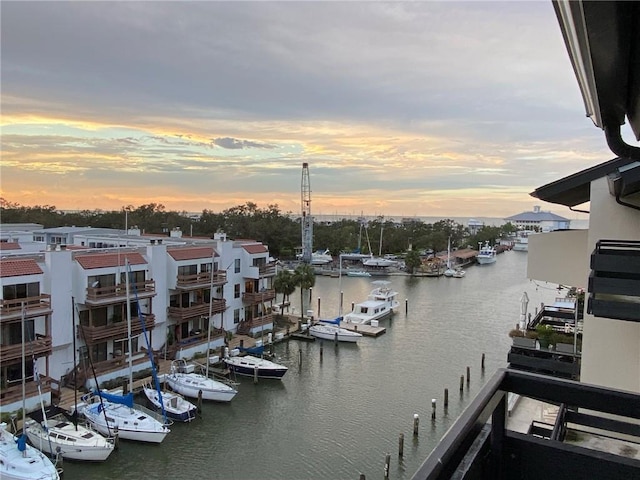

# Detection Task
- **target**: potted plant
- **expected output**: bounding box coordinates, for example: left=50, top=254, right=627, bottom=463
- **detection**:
left=535, top=324, right=556, bottom=349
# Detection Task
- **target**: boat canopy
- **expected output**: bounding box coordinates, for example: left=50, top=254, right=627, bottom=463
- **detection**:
left=94, top=390, right=134, bottom=408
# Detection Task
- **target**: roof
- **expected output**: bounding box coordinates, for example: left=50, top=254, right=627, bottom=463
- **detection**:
left=0, top=242, right=21, bottom=251
left=242, top=244, right=268, bottom=254
left=504, top=210, right=569, bottom=222
left=530, top=157, right=636, bottom=207
left=75, top=252, right=147, bottom=269
left=167, top=246, right=216, bottom=261
left=0, top=259, right=43, bottom=277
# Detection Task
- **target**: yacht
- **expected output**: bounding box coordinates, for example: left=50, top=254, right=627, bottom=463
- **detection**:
left=343, top=281, right=399, bottom=324
left=476, top=241, right=497, bottom=265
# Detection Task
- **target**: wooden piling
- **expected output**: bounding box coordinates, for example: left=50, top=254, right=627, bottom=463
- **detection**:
left=320, top=341, right=323, bottom=360
left=254, top=366, right=258, bottom=384
left=197, top=390, right=203, bottom=413
left=359, top=474, right=366, bottom=480
left=317, top=297, right=321, bottom=318
left=431, top=399, right=436, bottom=419
left=384, top=453, right=391, bottom=479
left=460, top=375, right=464, bottom=392
left=405, top=298, right=408, bottom=314
left=444, top=388, right=449, bottom=408
left=413, top=413, right=419, bottom=436
left=334, top=331, right=338, bottom=346
left=340, top=291, right=344, bottom=313
left=398, top=433, right=404, bottom=457
left=466, top=366, right=470, bottom=384
left=299, top=350, right=302, bottom=366
left=481, top=353, right=485, bottom=370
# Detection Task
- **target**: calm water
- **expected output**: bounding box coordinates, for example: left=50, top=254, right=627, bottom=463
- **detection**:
left=61, top=252, right=560, bottom=480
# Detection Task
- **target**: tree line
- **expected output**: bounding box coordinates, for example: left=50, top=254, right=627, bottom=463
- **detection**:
left=0, top=198, right=517, bottom=259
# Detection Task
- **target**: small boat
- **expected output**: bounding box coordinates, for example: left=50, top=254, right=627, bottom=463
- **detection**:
left=0, top=422, right=59, bottom=480
left=165, top=359, right=238, bottom=402
left=453, top=268, right=466, bottom=278
left=346, top=270, right=371, bottom=277
left=80, top=390, right=170, bottom=443
left=24, top=412, right=115, bottom=462
left=309, top=318, right=362, bottom=343
left=143, top=384, right=197, bottom=423
left=476, top=241, right=497, bottom=265
left=224, top=355, right=288, bottom=379
left=343, top=280, right=399, bottom=325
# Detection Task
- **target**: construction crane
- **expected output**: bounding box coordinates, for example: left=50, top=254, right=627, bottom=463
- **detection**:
left=300, top=162, right=313, bottom=264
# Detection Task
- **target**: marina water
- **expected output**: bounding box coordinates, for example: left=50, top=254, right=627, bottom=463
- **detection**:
left=62, top=252, right=561, bottom=480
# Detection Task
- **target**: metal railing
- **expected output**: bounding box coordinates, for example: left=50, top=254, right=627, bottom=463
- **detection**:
left=0, top=295, right=52, bottom=322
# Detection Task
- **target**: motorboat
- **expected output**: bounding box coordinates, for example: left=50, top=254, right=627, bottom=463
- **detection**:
left=24, top=412, right=115, bottom=462
left=452, top=268, right=466, bottom=278
left=476, top=241, right=497, bottom=265
left=362, top=256, right=397, bottom=268
left=0, top=422, right=59, bottom=479
left=143, top=384, right=197, bottom=423
left=345, top=270, right=371, bottom=277
left=309, top=318, right=362, bottom=343
left=165, top=359, right=238, bottom=402
left=224, top=355, right=288, bottom=379
left=343, top=281, right=399, bottom=324
left=80, top=390, right=170, bottom=443
left=513, top=231, right=533, bottom=252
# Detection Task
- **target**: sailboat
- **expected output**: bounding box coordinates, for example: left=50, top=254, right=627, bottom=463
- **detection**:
left=25, top=299, right=116, bottom=462
left=166, top=254, right=239, bottom=402
left=80, top=261, right=171, bottom=443
left=362, top=225, right=397, bottom=268
left=309, top=316, right=362, bottom=343
left=142, top=383, right=197, bottom=423
left=0, top=305, right=59, bottom=479
left=444, top=237, right=457, bottom=277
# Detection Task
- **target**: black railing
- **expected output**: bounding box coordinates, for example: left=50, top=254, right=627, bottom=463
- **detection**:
left=411, top=368, right=640, bottom=480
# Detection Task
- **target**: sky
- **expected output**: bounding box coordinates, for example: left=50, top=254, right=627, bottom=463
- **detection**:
left=0, top=1, right=619, bottom=220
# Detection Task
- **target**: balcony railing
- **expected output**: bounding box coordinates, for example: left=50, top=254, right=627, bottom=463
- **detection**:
left=167, top=299, right=226, bottom=322
left=410, top=368, right=640, bottom=480
left=77, top=314, right=155, bottom=345
left=242, top=289, right=276, bottom=304
left=176, top=271, right=227, bottom=289
left=85, top=280, right=156, bottom=305
left=588, top=239, right=640, bottom=322
left=507, top=338, right=580, bottom=380
left=0, top=294, right=52, bottom=322
left=237, top=314, right=274, bottom=335
left=259, top=263, right=277, bottom=277
left=0, top=334, right=52, bottom=364
left=1, top=377, right=51, bottom=406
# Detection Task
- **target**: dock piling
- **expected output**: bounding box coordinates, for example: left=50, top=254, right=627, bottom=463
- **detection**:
left=444, top=388, right=449, bottom=408
left=460, top=375, right=464, bottom=392
left=431, top=399, right=436, bottom=420
left=405, top=298, right=408, bottom=314
left=320, top=341, right=323, bottom=361
left=398, top=433, right=404, bottom=457
left=254, top=366, right=258, bottom=384
left=481, top=353, right=485, bottom=370
left=317, top=297, right=321, bottom=318
left=413, top=413, right=419, bottom=436
left=384, top=453, right=391, bottom=479
left=466, top=366, right=471, bottom=384
left=197, top=390, right=203, bottom=413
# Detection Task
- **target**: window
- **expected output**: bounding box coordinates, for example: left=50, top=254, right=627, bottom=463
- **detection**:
left=234, top=258, right=240, bottom=273
left=113, top=337, right=138, bottom=356
left=233, top=309, right=240, bottom=324
left=178, top=264, right=197, bottom=276
left=2, top=282, right=40, bottom=301
left=234, top=284, right=240, bottom=299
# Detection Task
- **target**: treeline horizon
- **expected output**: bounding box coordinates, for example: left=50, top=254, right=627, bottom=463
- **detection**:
left=0, top=198, right=517, bottom=259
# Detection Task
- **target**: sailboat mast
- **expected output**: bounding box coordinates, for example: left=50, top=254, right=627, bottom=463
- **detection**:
left=21, top=302, right=26, bottom=441
left=205, top=251, right=214, bottom=379
left=125, top=258, right=133, bottom=392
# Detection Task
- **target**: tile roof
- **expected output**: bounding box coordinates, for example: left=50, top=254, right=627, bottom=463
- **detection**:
left=167, top=247, right=216, bottom=261
left=0, top=242, right=21, bottom=251
left=242, top=244, right=268, bottom=254
left=75, top=252, right=147, bottom=270
left=0, top=259, right=43, bottom=277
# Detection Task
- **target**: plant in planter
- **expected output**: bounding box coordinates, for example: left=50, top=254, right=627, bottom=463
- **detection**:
left=535, top=324, right=557, bottom=348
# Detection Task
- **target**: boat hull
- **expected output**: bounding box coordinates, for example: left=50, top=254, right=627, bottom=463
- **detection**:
left=224, top=356, right=288, bottom=379
left=166, top=373, right=238, bottom=402
left=476, top=256, right=496, bottom=265
left=25, top=420, right=114, bottom=462
left=309, top=325, right=360, bottom=343
left=82, top=401, right=169, bottom=444
left=144, top=388, right=197, bottom=423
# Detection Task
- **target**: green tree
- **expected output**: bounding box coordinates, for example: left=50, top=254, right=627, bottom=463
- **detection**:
left=273, top=269, right=296, bottom=319
left=293, top=264, right=316, bottom=331
left=404, top=249, right=422, bottom=274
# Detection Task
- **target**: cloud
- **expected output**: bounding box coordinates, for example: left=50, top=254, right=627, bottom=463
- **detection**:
left=212, top=137, right=276, bottom=150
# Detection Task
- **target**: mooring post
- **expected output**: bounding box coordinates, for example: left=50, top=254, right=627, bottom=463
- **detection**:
left=317, top=297, right=321, bottom=318
left=460, top=375, right=464, bottom=392
left=413, top=413, right=419, bottom=436
left=320, top=341, right=323, bottom=361
left=405, top=298, right=408, bottom=314
left=398, top=433, right=404, bottom=457
left=340, top=291, right=344, bottom=313
left=384, top=453, right=391, bottom=479
left=254, top=365, right=258, bottom=384
left=431, top=399, right=436, bottom=419
left=197, top=390, right=203, bottom=413
left=444, top=388, right=449, bottom=408
left=359, top=474, right=366, bottom=480
left=299, top=349, right=302, bottom=367
left=334, top=331, right=338, bottom=346
left=351, top=301, right=355, bottom=311
left=467, top=366, right=471, bottom=384
left=481, top=353, right=485, bottom=370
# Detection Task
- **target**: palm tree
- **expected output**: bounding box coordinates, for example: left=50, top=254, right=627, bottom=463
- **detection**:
left=293, top=263, right=316, bottom=331
left=273, top=269, right=296, bottom=323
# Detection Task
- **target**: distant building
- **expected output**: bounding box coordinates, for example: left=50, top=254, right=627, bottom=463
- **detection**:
left=467, top=218, right=484, bottom=235
left=504, top=205, right=570, bottom=232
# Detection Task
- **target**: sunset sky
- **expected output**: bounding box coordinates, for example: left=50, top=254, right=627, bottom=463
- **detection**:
left=1, top=1, right=620, bottom=220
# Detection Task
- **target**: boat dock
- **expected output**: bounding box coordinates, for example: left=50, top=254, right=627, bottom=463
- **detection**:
left=340, top=322, right=385, bottom=337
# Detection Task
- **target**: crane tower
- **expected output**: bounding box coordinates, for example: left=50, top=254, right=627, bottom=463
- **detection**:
left=301, top=162, right=313, bottom=264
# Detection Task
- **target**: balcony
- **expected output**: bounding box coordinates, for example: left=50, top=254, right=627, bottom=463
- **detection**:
left=77, top=314, right=155, bottom=345
left=411, top=368, right=640, bottom=480
left=242, top=289, right=276, bottom=304
left=0, top=334, right=52, bottom=363
left=259, top=263, right=277, bottom=277
left=508, top=338, right=580, bottom=380
left=85, top=280, right=156, bottom=306
left=167, top=299, right=226, bottom=322
left=587, top=240, right=640, bottom=322
left=176, top=271, right=227, bottom=290
left=237, top=314, right=274, bottom=335
left=1, top=377, right=51, bottom=406
left=0, top=294, right=52, bottom=322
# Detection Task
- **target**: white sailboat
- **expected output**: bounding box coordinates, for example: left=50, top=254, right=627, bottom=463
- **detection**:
left=25, top=299, right=116, bottom=462
left=444, top=237, right=456, bottom=277
left=143, top=384, right=197, bottom=423
left=80, top=262, right=171, bottom=443
left=309, top=317, right=362, bottom=343
left=0, top=306, right=59, bottom=479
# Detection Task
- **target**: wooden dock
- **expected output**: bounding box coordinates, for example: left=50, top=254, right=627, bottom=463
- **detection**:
left=340, top=322, right=386, bottom=337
